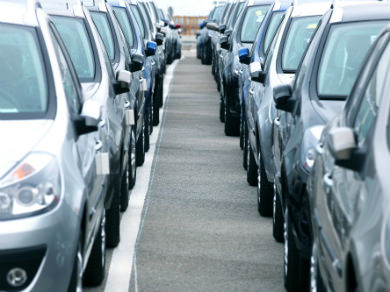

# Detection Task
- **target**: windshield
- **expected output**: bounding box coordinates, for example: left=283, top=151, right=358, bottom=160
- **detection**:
left=241, top=5, right=270, bottom=43
left=91, top=12, right=115, bottom=61
left=131, top=5, right=145, bottom=39
left=0, top=24, right=48, bottom=116
left=317, top=21, right=388, bottom=99
left=281, top=16, right=320, bottom=72
left=263, top=11, right=285, bottom=54
left=52, top=16, right=96, bottom=81
left=113, top=7, right=134, bottom=49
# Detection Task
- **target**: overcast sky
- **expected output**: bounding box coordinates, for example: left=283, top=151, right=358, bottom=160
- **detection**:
left=156, top=0, right=217, bottom=16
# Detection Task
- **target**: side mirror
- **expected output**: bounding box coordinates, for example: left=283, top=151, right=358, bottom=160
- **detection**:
left=113, top=70, right=131, bottom=95
left=206, top=22, right=219, bottom=31
left=273, top=84, right=294, bottom=112
left=75, top=99, right=101, bottom=136
left=219, top=24, right=226, bottom=33
left=155, top=32, right=164, bottom=46
left=200, top=21, right=207, bottom=29
left=174, top=24, right=181, bottom=29
left=163, top=19, right=169, bottom=26
left=145, top=41, right=157, bottom=56
left=239, top=47, right=250, bottom=65
left=224, top=29, right=232, bottom=36
left=196, top=31, right=201, bottom=37
left=328, top=127, right=365, bottom=171
left=130, top=53, right=144, bottom=72
left=250, top=62, right=266, bottom=84
left=220, top=35, right=230, bottom=50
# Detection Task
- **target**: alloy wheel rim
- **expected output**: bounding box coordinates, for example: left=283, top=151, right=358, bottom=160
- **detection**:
left=257, top=152, right=261, bottom=205
left=142, top=120, right=145, bottom=151
left=273, top=193, right=277, bottom=225
left=76, top=244, right=83, bottom=292
left=131, top=131, right=136, bottom=179
left=247, top=139, right=250, bottom=169
left=101, top=210, right=106, bottom=268
left=310, top=244, right=318, bottom=292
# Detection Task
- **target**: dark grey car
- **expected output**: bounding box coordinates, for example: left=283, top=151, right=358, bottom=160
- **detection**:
left=273, top=2, right=390, bottom=290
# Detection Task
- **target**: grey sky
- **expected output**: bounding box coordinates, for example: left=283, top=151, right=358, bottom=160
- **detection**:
left=156, top=0, right=216, bottom=16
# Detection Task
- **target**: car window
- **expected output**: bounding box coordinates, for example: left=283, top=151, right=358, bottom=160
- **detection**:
left=52, top=16, right=96, bottom=81
left=263, top=11, right=285, bottom=55
left=113, top=7, right=134, bottom=49
left=354, top=41, right=390, bottom=147
left=317, top=21, right=387, bottom=99
left=91, top=12, right=116, bottom=62
left=131, top=5, right=145, bottom=39
left=0, top=24, right=48, bottom=116
left=240, top=5, right=270, bottom=43
left=158, top=9, right=164, bottom=21
left=213, top=6, right=224, bottom=23
left=49, top=26, right=81, bottom=115
left=281, top=16, right=320, bottom=72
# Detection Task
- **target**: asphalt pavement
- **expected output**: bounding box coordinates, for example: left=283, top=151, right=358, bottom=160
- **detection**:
left=128, top=50, right=284, bottom=292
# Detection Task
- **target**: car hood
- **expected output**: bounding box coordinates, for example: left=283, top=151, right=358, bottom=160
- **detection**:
left=0, top=119, right=54, bottom=179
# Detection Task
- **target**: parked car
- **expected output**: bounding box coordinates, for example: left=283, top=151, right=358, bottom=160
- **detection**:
left=0, top=0, right=109, bottom=290
left=309, top=22, right=390, bottom=292
left=87, top=0, right=147, bottom=200
left=220, top=0, right=272, bottom=136
left=238, top=0, right=289, bottom=168
left=42, top=0, right=133, bottom=248
left=274, top=2, right=390, bottom=290
left=160, top=8, right=182, bottom=63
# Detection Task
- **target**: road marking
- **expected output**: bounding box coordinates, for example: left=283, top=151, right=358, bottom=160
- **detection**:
left=104, top=59, right=180, bottom=292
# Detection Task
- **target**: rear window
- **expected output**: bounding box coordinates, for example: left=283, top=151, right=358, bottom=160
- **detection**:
left=91, top=12, right=115, bottom=61
left=113, top=7, right=134, bottom=48
left=0, top=24, right=48, bottom=116
left=317, top=21, right=387, bottom=99
left=52, top=16, right=96, bottom=81
left=240, top=5, right=270, bottom=43
left=281, top=16, right=320, bottom=72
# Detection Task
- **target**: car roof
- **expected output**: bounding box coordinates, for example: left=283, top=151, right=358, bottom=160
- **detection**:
left=330, top=1, right=390, bottom=23
left=40, top=0, right=84, bottom=17
left=291, top=1, right=332, bottom=17
left=83, top=0, right=108, bottom=12
left=248, top=0, right=274, bottom=5
left=0, top=0, right=40, bottom=26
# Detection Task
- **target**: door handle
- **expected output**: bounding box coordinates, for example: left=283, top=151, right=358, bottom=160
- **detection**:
left=239, top=69, right=244, bottom=74
left=249, top=88, right=255, bottom=95
left=274, top=117, right=280, bottom=127
left=323, top=173, right=333, bottom=189
left=124, top=100, right=131, bottom=109
left=95, top=140, right=103, bottom=151
left=316, top=142, right=325, bottom=155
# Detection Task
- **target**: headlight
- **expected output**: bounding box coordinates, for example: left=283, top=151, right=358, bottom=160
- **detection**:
left=0, top=153, right=61, bottom=220
left=300, top=126, right=324, bottom=173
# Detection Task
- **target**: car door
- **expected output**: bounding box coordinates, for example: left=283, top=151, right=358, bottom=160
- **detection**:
left=318, top=34, right=390, bottom=288
left=49, top=23, right=105, bottom=238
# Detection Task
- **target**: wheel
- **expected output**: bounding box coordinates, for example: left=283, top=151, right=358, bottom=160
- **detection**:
left=257, top=151, right=273, bottom=217
left=159, top=78, right=164, bottom=108
left=284, top=207, right=309, bottom=292
left=273, top=186, right=284, bottom=242
left=136, top=118, right=145, bottom=166
left=106, top=181, right=120, bottom=248
left=310, top=243, right=326, bottom=292
left=145, top=109, right=150, bottom=152
left=246, top=139, right=257, bottom=186
left=84, top=211, right=106, bottom=286
left=153, top=83, right=160, bottom=126
left=243, top=119, right=248, bottom=170
left=128, top=129, right=137, bottom=190
left=120, top=160, right=129, bottom=212
left=68, top=238, right=83, bottom=292
left=224, top=101, right=239, bottom=136
left=219, top=98, right=225, bottom=123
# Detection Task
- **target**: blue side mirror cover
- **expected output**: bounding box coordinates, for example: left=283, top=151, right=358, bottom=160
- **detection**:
left=146, top=41, right=157, bottom=56
left=239, top=47, right=250, bottom=64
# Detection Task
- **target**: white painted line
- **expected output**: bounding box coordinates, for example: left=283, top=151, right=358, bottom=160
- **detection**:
left=104, top=59, right=180, bottom=292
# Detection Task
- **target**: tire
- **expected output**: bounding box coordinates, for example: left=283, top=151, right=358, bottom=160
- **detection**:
left=273, top=188, right=284, bottom=242
left=257, top=151, right=273, bottom=217
left=136, top=118, right=145, bottom=166
left=159, top=78, right=164, bottom=108
left=219, top=98, right=225, bottom=123
left=240, top=103, right=244, bottom=150
left=284, top=207, right=309, bottom=292
left=128, top=129, right=137, bottom=190
left=243, top=119, right=248, bottom=170
left=120, top=160, right=129, bottom=212
left=310, top=243, right=326, bottom=292
left=84, top=211, right=106, bottom=286
left=246, top=139, right=257, bottom=186
left=224, top=102, right=240, bottom=136
left=106, top=181, right=120, bottom=248
left=68, top=238, right=83, bottom=292
left=145, top=110, right=150, bottom=152
left=153, top=82, right=160, bottom=126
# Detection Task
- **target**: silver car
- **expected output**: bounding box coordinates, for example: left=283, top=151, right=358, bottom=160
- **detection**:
left=0, top=0, right=109, bottom=290
left=42, top=0, right=133, bottom=248
left=308, top=22, right=390, bottom=292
